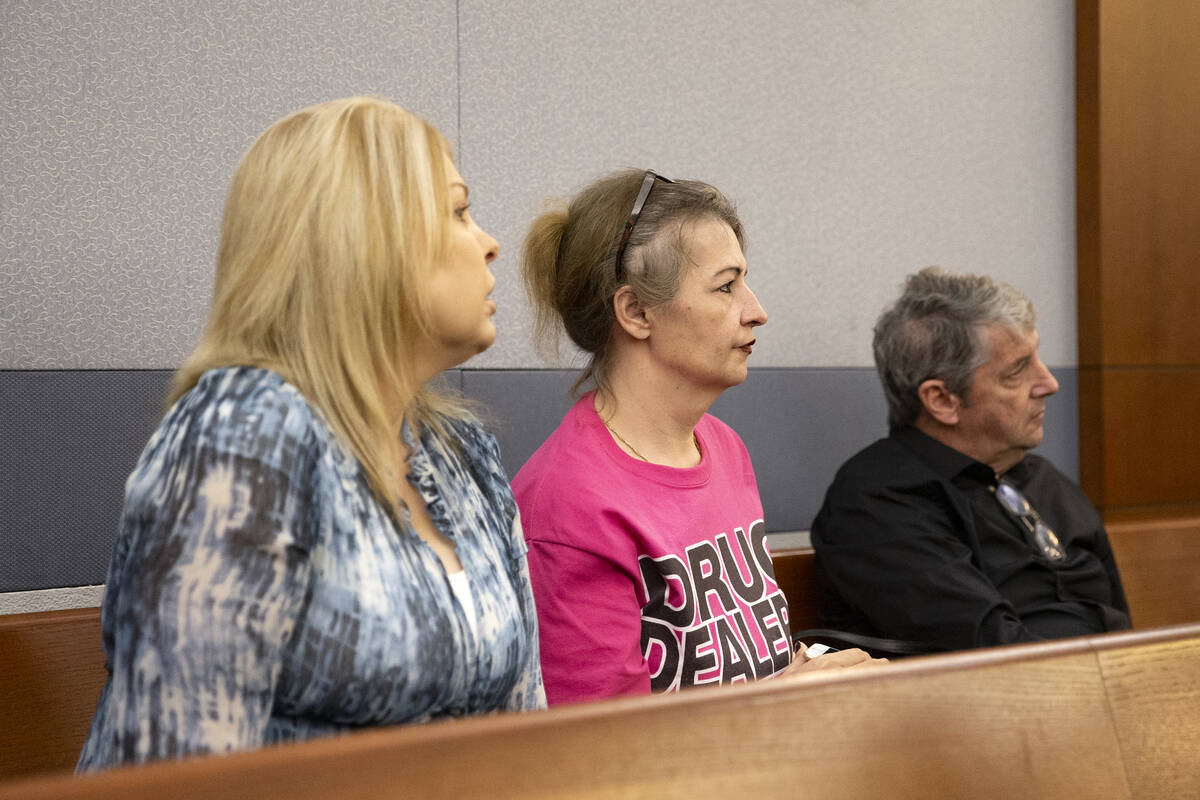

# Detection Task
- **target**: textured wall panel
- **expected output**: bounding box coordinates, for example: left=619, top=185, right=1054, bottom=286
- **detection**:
left=459, top=0, right=1078, bottom=370
left=4, top=1, right=1078, bottom=373
left=2, top=0, right=458, bottom=369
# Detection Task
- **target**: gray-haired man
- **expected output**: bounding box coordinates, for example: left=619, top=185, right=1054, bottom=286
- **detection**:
left=811, top=267, right=1130, bottom=652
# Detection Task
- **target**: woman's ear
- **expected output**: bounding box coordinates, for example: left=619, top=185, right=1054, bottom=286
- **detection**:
left=918, top=379, right=962, bottom=426
left=613, top=286, right=651, bottom=340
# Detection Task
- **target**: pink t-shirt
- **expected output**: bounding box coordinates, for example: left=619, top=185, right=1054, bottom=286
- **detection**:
left=513, top=393, right=792, bottom=705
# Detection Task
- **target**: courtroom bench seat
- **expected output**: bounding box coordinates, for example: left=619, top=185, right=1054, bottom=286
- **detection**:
left=0, top=547, right=821, bottom=782
left=770, top=545, right=819, bottom=631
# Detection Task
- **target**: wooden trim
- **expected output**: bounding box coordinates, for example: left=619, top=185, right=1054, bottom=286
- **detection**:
left=768, top=545, right=818, bottom=631
left=1075, top=0, right=1101, bottom=370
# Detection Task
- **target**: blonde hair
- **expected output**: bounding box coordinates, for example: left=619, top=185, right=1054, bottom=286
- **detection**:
left=522, top=169, right=744, bottom=395
left=171, top=96, right=466, bottom=516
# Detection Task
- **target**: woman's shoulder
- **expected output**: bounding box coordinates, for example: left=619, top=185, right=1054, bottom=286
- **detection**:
left=512, top=399, right=602, bottom=486
left=429, top=407, right=494, bottom=450
left=415, top=407, right=506, bottom=483
left=416, top=407, right=511, bottom=490
left=167, top=366, right=326, bottom=463
left=180, top=365, right=307, bottom=410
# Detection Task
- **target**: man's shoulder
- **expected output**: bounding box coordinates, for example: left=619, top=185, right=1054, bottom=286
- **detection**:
left=813, top=432, right=963, bottom=548
left=815, top=431, right=963, bottom=537
left=829, top=433, right=935, bottom=488
left=1018, top=452, right=1065, bottom=479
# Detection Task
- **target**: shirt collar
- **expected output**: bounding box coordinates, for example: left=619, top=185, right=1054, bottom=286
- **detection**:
left=891, top=425, right=1023, bottom=485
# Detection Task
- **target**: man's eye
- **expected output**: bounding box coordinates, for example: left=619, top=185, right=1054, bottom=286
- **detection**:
left=718, top=281, right=734, bottom=293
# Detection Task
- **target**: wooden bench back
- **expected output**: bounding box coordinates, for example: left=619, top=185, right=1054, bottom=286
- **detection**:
left=0, top=608, right=106, bottom=782
left=770, top=545, right=820, bottom=630
left=1095, top=627, right=1200, bottom=799
left=4, top=622, right=1197, bottom=800
left=1106, top=515, right=1200, bottom=628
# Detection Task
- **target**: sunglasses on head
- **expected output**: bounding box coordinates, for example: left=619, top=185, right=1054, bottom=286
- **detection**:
left=614, top=170, right=674, bottom=282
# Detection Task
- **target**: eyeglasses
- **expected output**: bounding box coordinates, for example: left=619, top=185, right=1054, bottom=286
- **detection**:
left=614, top=170, right=674, bottom=281
left=994, top=481, right=1066, bottom=562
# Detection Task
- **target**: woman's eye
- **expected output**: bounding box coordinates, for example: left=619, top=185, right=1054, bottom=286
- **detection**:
left=718, top=281, right=734, bottom=293
left=454, top=204, right=470, bottom=221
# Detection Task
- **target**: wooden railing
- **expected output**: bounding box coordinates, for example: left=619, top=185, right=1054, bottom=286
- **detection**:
left=1, top=622, right=1197, bottom=799
left=2, top=517, right=1197, bottom=788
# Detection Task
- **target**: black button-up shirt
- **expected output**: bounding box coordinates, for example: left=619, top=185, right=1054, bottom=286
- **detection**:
left=811, top=427, right=1131, bottom=652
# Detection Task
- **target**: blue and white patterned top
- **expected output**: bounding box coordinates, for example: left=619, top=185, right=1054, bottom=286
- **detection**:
left=78, top=366, right=545, bottom=771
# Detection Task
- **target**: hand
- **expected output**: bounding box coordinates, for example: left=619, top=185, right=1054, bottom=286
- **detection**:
left=785, top=643, right=888, bottom=674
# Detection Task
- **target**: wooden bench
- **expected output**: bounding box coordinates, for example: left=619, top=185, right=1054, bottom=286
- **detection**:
left=1106, top=514, right=1200, bottom=628
left=3, top=622, right=1197, bottom=800
left=770, top=545, right=820, bottom=630
left=2, top=519, right=1195, bottom=784
left=0, top=608, right=106, bottom=782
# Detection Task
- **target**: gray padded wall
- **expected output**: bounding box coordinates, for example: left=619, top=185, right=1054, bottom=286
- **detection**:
left=1, top=367, right=1079, bottom=592
left=461, top=367, right=1079, bottom=533
left=1, top=370, right=172, bottom=591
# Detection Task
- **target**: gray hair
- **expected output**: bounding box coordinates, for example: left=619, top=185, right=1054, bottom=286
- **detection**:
left=873, top=266, right=1035, bottom=429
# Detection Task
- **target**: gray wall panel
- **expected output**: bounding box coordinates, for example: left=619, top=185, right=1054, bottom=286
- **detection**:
left=459, top=369, right=579, bottom=481
left=459, top=366, right=1081, bottom=533
left=0, top=366, right=1081, bottom=593
left=1, top=370, right=172, bottom=591
left=459, top=0, right=1077, bottom=370
left=3, top=1, right=1084, bottom=605
left=711, top=369, right=890, bottom=532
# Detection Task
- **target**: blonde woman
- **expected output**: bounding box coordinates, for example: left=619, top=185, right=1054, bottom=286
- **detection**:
left=515, top=170, right=878, bottom=705
left=78, top=97, right=545, bottom=770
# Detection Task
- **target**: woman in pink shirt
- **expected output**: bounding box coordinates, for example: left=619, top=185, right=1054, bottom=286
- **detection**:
left=513, top=170, right=879, bottom=705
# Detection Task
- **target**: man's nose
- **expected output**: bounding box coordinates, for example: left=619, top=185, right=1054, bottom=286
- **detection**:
left=1034, top=360, right=1059, bottom=397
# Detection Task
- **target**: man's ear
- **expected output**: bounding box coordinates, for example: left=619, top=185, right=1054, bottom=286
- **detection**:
left=918, top=379, right=961, bottom=426
left=613, top=286, right=651, bottom=340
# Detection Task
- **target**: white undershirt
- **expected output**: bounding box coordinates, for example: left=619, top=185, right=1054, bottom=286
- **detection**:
left=447, top=570, right=478, bottom=638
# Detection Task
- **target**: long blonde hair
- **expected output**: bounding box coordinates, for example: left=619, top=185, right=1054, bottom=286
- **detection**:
left=172, top=96, right=465, bottom=515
